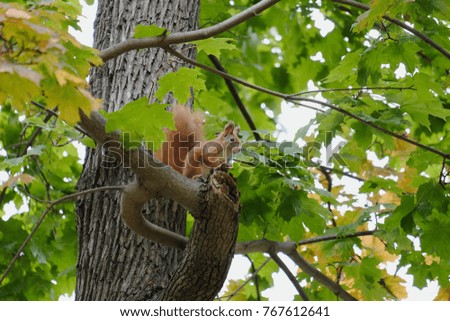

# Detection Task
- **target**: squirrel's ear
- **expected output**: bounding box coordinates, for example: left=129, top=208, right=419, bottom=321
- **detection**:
left=233, top=126, right=240, bottom=135
left=223, top=121, right=235, bottom=135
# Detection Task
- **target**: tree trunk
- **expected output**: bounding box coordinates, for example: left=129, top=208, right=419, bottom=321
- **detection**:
left=75, top=0, right=199, bottom=300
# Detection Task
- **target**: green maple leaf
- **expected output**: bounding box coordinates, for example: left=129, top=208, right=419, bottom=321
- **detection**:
left=104, top=98, right=174, bottom=150
left=134, top=24, right=169, bottom=38
left=156, top=67, right=206, bottom=104
left=193, top=38, right=237, bottom=58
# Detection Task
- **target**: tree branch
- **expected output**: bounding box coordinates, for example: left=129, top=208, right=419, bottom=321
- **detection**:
left=294, top=97, right=450, bottom=159
left=297, top=230, right=376, bottom=246
left=0, top=186, right=124, bottom=286
left=244, top=254, right=262, bottom=301
left=289, top=85, right=415, bottom=97
left=318, top=165, right=365, bottom=182
left=78, top=110, right=202, bottom=215
left=165, top=45, right=450, bottom=160
left=99, top=0, right=281, bottom=61
left=208, top=54, right=263, bottom=141
left=220, top=257, right=271, bottom=301
left=235, top=240, right=357, bottom=301
left=269, top=251, right=310, bottom=301
left=333, top=0, right=450, bottom=60
left=287, top=249, right=356, bottom=301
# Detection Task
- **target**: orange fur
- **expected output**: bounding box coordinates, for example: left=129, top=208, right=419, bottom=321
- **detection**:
left=154, top=104, right=241, bottom=178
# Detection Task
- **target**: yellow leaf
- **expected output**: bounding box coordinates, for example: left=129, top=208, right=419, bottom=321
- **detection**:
left=397, top=168, right=417, bottom=193
left=382, top=274, right=407, bottom=300
left=221, top=280, right=247, bottom=301
left=55, top=69, right=85, bottom=86
left=424, top=255, right=440, bottom=265
left=434, top=286, right=450, bottom=301
left=79, top=88, right=102, bottom=111
left=372, top=191, right=400, bottom=205
left=391, top=138, right=416, bottom=158
left=362, top=236, right=397, bottom=262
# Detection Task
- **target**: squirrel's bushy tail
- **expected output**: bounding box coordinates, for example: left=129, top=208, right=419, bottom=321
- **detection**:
left=154, top=104, right=204, bottom=174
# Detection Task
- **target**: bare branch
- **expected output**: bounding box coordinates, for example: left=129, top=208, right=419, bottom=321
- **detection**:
left=208, top=54, right=263, bottom=141
left=318, top=165, right=365, bottom=182
left=235, top=240, right=357, bottom=301
left=290, top=85, right=415, bottom=97
left=333, top=0, right=450, bottom=59
left=269, top=251, right=310, bottom=301
left=297, top=230, right=376, bottom=246
left=287, top=249, right=357, bottom=301
left=99, top=0, right=281, bottom=61
left=244, top=254, right=262, bottom=301
left=0, top=186, right=124, bottom=285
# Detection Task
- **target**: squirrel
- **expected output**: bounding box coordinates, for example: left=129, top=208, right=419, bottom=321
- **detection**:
left=154, top=104, right=241, bottom=178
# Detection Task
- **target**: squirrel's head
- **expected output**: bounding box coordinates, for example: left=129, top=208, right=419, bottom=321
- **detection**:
left=222, top=121, right=241, bottom=154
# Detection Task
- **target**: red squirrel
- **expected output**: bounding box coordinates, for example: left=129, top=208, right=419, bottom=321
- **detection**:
left=154, top=104, right=241, bottom=178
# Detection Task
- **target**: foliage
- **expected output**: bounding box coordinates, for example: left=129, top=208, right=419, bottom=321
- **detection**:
left=1, top=0, right=449, bottom=301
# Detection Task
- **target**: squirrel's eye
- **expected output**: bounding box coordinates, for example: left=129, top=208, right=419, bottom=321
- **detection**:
left=230, top=138, right=235, bottom=142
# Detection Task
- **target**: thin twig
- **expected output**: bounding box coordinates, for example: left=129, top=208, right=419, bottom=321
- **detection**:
left=222, top=257, right=271, bottom=301
left=297, top=230, right=376, bottom=246
left=333, top=0, right=450, bottom=59
left=245, top=254, right=261, bottom=301
left=290, top=85, right=415, bottom=97
left=318, top=165, right=365, bottom=182
left=320, top=167, right=336, bottom=227
left=0, top=186, right=125, bottom=285
left=20, top=107, right=58, bottom=156
left=208, top=54, right=263, bottom=141
left=165, top=45, right=287, bottom=99
left=269, top=251, right=310, bottom=301
left=294, top=97, right=450, bottom=159
left=30, top=101, right=59, bottom=117
left=30, top=100, right=88, bottom=136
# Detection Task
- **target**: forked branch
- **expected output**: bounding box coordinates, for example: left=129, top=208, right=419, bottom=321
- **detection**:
left=236, top=240, right=357, bottom=301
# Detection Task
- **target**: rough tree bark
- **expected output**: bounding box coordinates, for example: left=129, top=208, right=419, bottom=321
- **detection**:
left=76, top=0, right=199, bottom=300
